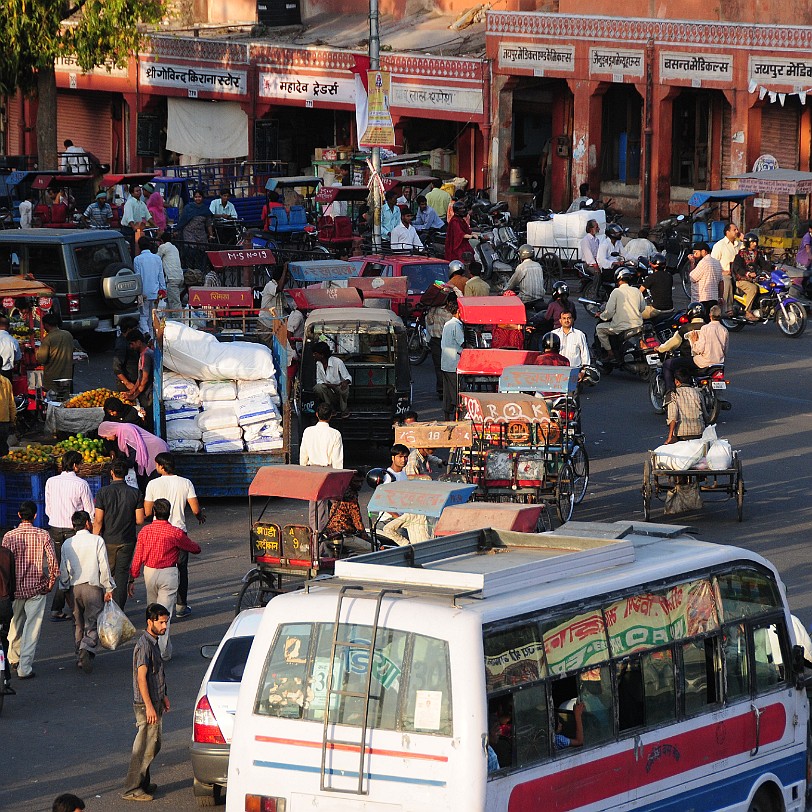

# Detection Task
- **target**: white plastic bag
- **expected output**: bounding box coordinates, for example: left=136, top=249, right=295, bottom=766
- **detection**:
left=98, top=600, right=137, bottom=651
left=202, top=426, right=243, bottom=444
left=702, top=425, right=718, bottom=442
left=653, top=439, right=706, bottom=471
left=243, top=420, right=282, bottom=442
left=706, top=439, right=733, bottom=470
left=198, top=381, right=237, bottom=402
left=245, top=437, right=284, bottom=452
left=196, top=410, right=239, bottom=433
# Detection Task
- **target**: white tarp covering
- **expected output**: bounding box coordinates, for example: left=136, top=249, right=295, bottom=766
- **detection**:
left=166, top=98, right=248, bottom=159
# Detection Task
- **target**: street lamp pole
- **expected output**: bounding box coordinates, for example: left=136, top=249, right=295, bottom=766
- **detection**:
left=369, top=0, right=382, bottom=250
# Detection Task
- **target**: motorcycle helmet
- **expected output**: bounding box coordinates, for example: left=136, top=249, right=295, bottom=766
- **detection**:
left=518, top=244, right=535, bottom=261
left=365, top=468, right=388, bottom=489
left=552, top=280, right=570, bottom=300
left=685, top=301, right=706, bottom=320
left=452, top=199, right=469, bottom=216
left=615, top=267, right=634, bottom=283
left=744, top=232, right=759, bottom=246
left=447, top=259, right=465, bottom=275
left=581, top=365, right=601, bottom=386
left=541, top=332, right=561, bottom=353
left=605, top=223, right=624, bottom=240
left=649, top=253, right=667, bottom=271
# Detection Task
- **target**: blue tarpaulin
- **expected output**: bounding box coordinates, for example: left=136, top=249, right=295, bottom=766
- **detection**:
left=688, top=190, right=754, bottom=208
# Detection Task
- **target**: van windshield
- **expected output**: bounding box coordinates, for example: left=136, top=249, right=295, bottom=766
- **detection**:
left=255, top=622, right=452, bottom=736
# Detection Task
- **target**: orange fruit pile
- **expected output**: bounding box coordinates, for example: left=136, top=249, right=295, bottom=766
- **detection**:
left=64, top=388, right=120, bottom=409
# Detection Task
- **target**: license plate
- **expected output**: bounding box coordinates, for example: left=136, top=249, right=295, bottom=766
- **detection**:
left=645, top=354, right=661, bottom=366
left=711, top=381, right=727, bottom=390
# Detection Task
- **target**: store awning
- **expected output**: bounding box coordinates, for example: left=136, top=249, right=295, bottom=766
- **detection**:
left=687, top=190, right=754, bottom=208
left=166, top=98, right=248, bottom=160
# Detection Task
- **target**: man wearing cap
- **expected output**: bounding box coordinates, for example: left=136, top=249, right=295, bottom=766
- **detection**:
left=82, top=193, right=113, bottom=229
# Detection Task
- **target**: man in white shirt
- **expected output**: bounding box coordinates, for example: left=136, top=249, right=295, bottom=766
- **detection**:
left=18, top=192, right=35, bottom=229
left=156, top=233, right=184, bottom=312
left=579, top=219, right=601, bottom=269
left=121, top=184, right=154, bottom=249
left=300, top=403, right=344, bottom=534
left=711, top=223, right=741, bottom=313
left=313, top=341, right=352, bottom=418
left=389, top=210, right=423, bottom=252
left=0, top=316, right=21, bottom=379
left=60, top=140, right=90, bottom=174
left=144, top=452, right=205, bottom=618
left=624, top=228, right=658, bottom=261
left=594, top=269, right=646, bottom=357
left=133, top=237, right=166, bottom=337
left=596, top=224, right=628, bottom=275
left=209, top=188, right=237, bottom=220
left=553, top=311, right=591, bottom=374
left=440, top=297, right=464, bottom=421
left=59, top=510, right=115, bottom=673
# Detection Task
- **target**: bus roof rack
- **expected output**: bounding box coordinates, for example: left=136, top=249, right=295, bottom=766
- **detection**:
left=328, top=522, right=689, bottom=600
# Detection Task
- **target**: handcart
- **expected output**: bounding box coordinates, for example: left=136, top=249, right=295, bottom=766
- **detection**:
left=237, top=464, right=358, bottom=613
left=367, top=479, right=478, bottom=548
left=641, top=450, right=745, bottom=522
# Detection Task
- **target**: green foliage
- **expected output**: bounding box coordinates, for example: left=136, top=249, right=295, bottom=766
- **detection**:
left=0, top=0, right=166, bottom=96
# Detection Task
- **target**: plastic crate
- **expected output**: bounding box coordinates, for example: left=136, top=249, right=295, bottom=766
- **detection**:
left=84, top=473, right=111, bottom=498
left=0, top=497, right=47, bottom=529
left=0, top=468, right=56, bottom=502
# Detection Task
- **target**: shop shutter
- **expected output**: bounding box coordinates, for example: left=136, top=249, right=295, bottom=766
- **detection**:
left=759, top=103, right=800, bottom=215
left=56, top=91, right=112, bottom=167
left=5, top=94, right=23, bottom=156
left=721, top=102, right=731, bottom=188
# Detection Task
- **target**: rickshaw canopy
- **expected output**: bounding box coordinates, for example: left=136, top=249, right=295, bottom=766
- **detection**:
left=434, top=502, right=544, bottom=536
left=304, top=307, right=405, bottom=335
left=315, top=185, right=370, bottom=204
left=367, top=480, right=477, bottom=518
left=499, top=365, right=579, bottom=394
left=265, top=176, right=322, bottom=191
left=459, top=391, right=550, bottom=422
left=729, top=169, right=812, bottom=196
left=687, top=190, right=754, bottom=209
left=289, top=287, right=363, bottom=310
left=288, top=259, right=359, bottom=284
left=102, top=173, right=158, bottom=188
left=458, top=295, right=527, bottom=326
left=457, top=348, right=540, bottom=376
left=0, top=276, right=54, bottom=297
left=248, top=465, right=356, bottom=501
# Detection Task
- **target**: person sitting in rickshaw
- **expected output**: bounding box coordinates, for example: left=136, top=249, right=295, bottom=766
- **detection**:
left=489, top=291, right=526, bottom=349
left=322, top=470, right=371, bottom=553
left=313, top=341, right=352, bottom=419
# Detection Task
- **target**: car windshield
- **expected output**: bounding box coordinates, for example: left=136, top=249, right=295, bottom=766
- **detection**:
left=209, top=636, right=254, bottom=683
left=405, top=263, right=448, bottom=294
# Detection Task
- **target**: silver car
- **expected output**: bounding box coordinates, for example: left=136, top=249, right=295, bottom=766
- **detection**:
left=190, top=608, right=263, bottom=807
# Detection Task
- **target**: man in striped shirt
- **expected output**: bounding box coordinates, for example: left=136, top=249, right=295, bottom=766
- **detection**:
left=44, top=450, right=94, bottom=622
left=689, top=242, right=724, bottom=315
left=665, top=370, right=705, bottom=444
left=2, top=500, right=59, bottom=679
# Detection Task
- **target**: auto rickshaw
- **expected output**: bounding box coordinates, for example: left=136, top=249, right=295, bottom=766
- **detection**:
left=237, top=464, right=358, bottom=613
left=296, top=307, right=411, bottom=443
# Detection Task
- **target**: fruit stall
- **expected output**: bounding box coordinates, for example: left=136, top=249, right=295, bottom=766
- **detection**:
left=45, top=387, right=123, bottom=436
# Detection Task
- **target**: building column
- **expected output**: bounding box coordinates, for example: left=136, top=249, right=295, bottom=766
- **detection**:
left=490, top=73, right=516, bottom=196
left=566, top=79, right=605, bottom=206
left=648, top=83, right=679, bottom=224
left=123, top=92, right=139, bottom=173
left=723, top=88, right=761, bottom=228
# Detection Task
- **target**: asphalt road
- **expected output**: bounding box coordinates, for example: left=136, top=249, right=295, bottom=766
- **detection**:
left=3, top=297, right=812, bottom=811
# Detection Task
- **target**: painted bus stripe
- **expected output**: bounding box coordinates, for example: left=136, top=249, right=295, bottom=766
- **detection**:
left=255, top=735, right=449, bottom=763
left=509, top=702, right=789, bottom=811
left=253, top=760, right=447, bottom=788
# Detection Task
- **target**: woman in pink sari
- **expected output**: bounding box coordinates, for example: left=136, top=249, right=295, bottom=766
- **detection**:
left=144, top=183, right=167, bottom=231
left=98, top=421, right=168, bottom=491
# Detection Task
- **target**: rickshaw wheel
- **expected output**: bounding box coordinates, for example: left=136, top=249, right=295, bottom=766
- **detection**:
left=541, top=253, right=563, bottom=294
left=536, top=505, right=553, bottom=533
left=236, top=572, right=277, bottom=615
left=642, top=458, right=652, bottom=521
left=735, top=456, right=745, bottom=522
left=554, top=462, right=575, bottom=525
left=570, top=444, right=590, bottom=505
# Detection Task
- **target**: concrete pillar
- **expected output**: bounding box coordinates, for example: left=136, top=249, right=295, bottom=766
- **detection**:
left=491, top=73, right=515, bottom=196
left=123, top=92, right=139, bottom=172
left=723, top=88, right=761, bottom=227
left=649, top=84, right=680, bottom=223
left=567, top=78, right=606, bottom=206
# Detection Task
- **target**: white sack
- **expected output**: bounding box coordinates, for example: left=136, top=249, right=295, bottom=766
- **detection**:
left=653, top=440, right=706, bottom=472
left=162, top=320, right=276, bottom=381
left=243, top=421, right=282, bottom=442
left=706, top=440, right=733, bottom=470
left=199, top=381, right=237, bottom=402
left=196, top=410, right=240, bottom=433
left=202, top=426, right=243, bottom=444
left=202, top=400, right=236, bottom=414
left=236, top=395, right=279, bottom=426
left=245, top=437, right=284, bottom=452
left=204, top=438, right=245, bottom=453
left=237, top=378, right=278, bottom=399
left=165, top=404, right=200, bottom=422
left=168, top=438, right=203, bottom=452
left=166, top=418, right=203, bottom=441
left=162, top=373, right=200, bottom=404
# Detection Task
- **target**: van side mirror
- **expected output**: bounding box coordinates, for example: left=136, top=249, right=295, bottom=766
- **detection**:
left=201, top=644, right=218, bottom=660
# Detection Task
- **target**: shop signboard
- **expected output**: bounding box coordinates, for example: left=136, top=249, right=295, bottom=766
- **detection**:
left=139, top=61, right=247, bottom=96
left=589, top=48, right=645, bottom=79
left=56, top=55, right=129, bottom=79
left=390, top=82, right=483, bottom=116
left=361, top=70, right=395, bottom=148
left=749, top=56, right=812, bottom=90
left=659, top=52, right=733, bottom=85
left=258, top=72, right=356, bottom=104
left=498, top=43, right=575, bottom=76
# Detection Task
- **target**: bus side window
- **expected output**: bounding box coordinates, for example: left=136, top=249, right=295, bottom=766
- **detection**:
left=642, top=648, right=677, bottom=726
left=512, top=683, right=549, bottom=766
left=681, top=637, right=722, bottom=717
left=577, top=666, right=614, bottom=744
left=617, top=658, right=644, bottom=731
left=402, top=634, right=453, bottom=736
left=255, top=623, right=315, bottom=719
left=723, top=623, right=749, bottom=701
left=752, top=620, right=788, bottom=693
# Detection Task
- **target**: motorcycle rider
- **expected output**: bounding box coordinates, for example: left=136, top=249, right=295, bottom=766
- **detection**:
left=595, top=223, right=628, bottom=286
left=731, top=233, right=768, bottom=322
left=553, top=311, right=591, bottom=376
left=639, top=253, right=674, bottom=320
left=594, top=267, right=646, bottom=360
left=535, top=332, right=570, bottom=367
left=655, top=301, right=706, bottom=393
left=543, top=281, right=578, bottom=329
left=711, top=222, right=742, bottom=314
left=505, top=244, right=546, bottom=304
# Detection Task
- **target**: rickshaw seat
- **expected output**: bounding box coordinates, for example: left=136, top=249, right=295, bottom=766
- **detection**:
left=270, top=206, right=307, bottom=234
left=692, top=221, right=709, bottom=242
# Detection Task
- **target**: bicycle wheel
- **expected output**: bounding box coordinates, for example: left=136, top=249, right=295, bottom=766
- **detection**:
left=554, top=461, right=575, bottom=525
left=236, top=571, right=277, bottom=615
left=642, top=457, right=652, bottom=521
left=541, top=252, right=563, bottom=294
left=569, top=444, right=590, bottom=505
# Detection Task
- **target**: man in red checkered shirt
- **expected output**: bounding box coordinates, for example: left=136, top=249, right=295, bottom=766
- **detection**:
left=1, top=500, right=59, bottom=679
left=128, top=498, right=200, bottom=661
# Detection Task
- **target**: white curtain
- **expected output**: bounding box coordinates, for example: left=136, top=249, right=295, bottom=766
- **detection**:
left=166, top=98, right=248, bottom=159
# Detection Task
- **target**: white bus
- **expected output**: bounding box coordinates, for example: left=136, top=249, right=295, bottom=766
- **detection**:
left=227, top=521, right=811, bottom=812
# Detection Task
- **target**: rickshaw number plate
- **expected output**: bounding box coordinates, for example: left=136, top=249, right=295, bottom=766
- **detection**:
left=282, top=524, right=313, bottom=561
left=395, top=420, right=473, bottom=448
left=645, top=354, right=661, bottom=366
left=251, top=523, right=281, bottom=557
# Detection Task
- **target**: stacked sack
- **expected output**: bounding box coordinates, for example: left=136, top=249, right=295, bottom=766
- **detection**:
left=197, top=381, right=244, bottom=453
left=236, top=381, right=283, bottom=452
left=163, top=373, right=203, bottom=452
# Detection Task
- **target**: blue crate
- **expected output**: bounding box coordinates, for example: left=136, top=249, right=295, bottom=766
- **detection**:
left=0, top=468, right=56, bottom=502
left=84, top=473, right=112, bottom=498
left=0, top=497, right=47, bottom=530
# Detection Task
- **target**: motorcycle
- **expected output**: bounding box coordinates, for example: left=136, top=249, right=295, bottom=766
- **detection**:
left=579, top=258, right=649, bottom=307
left=722, top=269, right=806, bottom=338
left=406, top=306, right=430, bottom=364
left=583, top=311, right=660, bottom=378
left=470, top=230, right=515, bottom=288
left=646, top=351, right=730, bottom=424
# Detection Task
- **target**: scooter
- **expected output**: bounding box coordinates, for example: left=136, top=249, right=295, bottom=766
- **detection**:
left=722, top=269, right=806, bottom=338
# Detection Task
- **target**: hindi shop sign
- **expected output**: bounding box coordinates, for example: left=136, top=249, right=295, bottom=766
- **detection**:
left=498, top=43, right=575, bottom=76
left=749, top=56, right=812, bottom=89
left=187, top=287, right=253, bottom=307
left=659, top=52, right=733, bottom=84
left=139, top=61, right=247, bottom=96
left=589, top=48, right=645, bottom=79
left=258, top=72, right=356, bottom=104
left=390, top=83, right=484, bottom=116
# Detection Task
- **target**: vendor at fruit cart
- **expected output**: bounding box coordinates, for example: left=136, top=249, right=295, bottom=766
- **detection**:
left=124, top=330, right=154, bottom=432
left=97, top=422, right=168, bottom=493
left=103, top=396, right=143, bottom=427
left=36, top=313, right=74, bottom=392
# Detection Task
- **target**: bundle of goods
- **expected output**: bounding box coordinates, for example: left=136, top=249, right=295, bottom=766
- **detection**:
left=63, top=388, right=120, bottom=409
left=653, top=426, right=733, bottom=472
